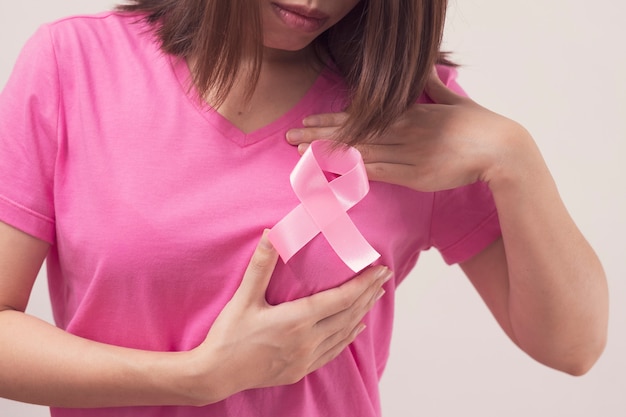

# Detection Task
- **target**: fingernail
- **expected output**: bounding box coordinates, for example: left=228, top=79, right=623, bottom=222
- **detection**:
left=354, top=324, right=367, bottom=337
left=376, top=288, right=386, bottom=301
left=377, top=267, right=393, bottom=283
left=286, top=130, right=303, bottom=142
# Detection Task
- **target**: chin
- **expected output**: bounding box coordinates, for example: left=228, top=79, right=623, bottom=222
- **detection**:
left=264, top=36, right=316, bottom=52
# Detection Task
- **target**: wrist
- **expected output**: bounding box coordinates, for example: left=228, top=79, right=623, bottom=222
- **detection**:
left=176, top=345, right=238, bottom=407
left=177, top=343, right=250, bottom=406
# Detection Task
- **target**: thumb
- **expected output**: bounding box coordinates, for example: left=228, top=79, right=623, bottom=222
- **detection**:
left=237, top=230, right=279, bottom=304
left=424, top=67, right=463, bottom=105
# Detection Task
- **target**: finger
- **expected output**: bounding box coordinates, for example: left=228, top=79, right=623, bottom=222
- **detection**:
left=303, top=266, right=392, bottom=319
left=314, top=288, right=385, bottom=356
left=236, top=230, right=279, bottom=304
left=425, top=67, right=464, bottom=106
left=307, top=323, right=367, bottom=374
left=297, top=143, right=310, bottom=155
left=354, top=143, right=411, bottom=165
left=309, top=279, right=388, bottom=372
left=364, top=162, right=417, bottom=188
left=302, top=112, right=348, bottom=128
left=286, top=113, right=348, bottom=144
left=313, top=282, right=385, bottom=342
left=286, top=126, right=339, bottom=144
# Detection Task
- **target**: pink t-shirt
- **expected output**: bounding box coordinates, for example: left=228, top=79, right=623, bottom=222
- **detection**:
left=0, top=12, right=501, bottom=417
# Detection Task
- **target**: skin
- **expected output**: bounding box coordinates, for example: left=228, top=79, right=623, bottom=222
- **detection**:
left=286, top=71, right=609, bottom=375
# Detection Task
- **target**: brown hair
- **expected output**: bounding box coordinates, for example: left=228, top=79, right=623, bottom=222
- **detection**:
left=117, top=0, right=451, bottom=144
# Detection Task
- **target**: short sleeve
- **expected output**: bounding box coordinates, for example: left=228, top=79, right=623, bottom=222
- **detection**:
left=0, top=25, right=59, bottom=243
left=426, top=65, right=502, bottom=264
left=429, top=182, right=501, bottom=264
left=417, top=65, right=467, bottom=104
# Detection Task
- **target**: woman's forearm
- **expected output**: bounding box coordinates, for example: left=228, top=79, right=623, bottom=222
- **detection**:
left=0, top=308, right=205, bottom=408
left=485, top=126, right=608, bottom=374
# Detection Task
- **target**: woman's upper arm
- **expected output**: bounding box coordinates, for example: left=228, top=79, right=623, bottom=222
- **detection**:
left=459, top=237, right=519, bottom=345
left=0, top=221, right=49, bottom=312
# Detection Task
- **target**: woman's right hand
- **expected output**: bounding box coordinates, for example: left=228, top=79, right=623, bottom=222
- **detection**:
left=186, top=230, right=392, bottom=405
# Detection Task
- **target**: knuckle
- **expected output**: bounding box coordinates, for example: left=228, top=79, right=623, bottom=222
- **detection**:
left=249, top=256, right=270, bottom=273
left=301, top=129, right=315, bottom=141
left=335, top=291, right=354, bottom=311
left=348, top=304, right=365, bottom=324
left=303, top=128, right=324, bottom=141
left=250, top=245, right=275, bottom=267
left=369, top=163, right=387, bottom=176
left=332, top=113, right=347, bottom=125
left=337, top=326, right=354, bottom=342
left=316, top=129, right=333, bottom=140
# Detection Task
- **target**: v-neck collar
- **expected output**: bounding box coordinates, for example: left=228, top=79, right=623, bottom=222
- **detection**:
left=169, top=55, right=338, bottom=148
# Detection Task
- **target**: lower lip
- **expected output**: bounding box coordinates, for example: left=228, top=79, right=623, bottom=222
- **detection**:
left=271, top=4, right=327, bottom=33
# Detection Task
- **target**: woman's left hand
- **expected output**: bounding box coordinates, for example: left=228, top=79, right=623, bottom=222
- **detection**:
left=286, top=70, right=529, bottom=192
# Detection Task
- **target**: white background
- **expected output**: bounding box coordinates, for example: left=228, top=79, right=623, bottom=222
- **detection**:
left=1, top=1, right=624, bottom=416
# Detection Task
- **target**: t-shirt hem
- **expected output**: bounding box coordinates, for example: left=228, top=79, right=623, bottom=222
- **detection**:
left=0, top=194, right=55, bottom=244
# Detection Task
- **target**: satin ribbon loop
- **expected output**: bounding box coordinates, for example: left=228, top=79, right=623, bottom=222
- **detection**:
left=268, top=140, right=380, bottom=272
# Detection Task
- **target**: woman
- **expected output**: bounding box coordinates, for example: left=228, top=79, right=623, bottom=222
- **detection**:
left=0, top=0, right=608, bottom=416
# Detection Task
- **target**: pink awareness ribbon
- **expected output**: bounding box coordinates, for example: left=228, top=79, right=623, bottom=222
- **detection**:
left=268, top=140, right=381, bottom=273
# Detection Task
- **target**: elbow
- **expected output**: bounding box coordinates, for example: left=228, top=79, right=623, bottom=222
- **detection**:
left=521, top=325, right=609, bottom=376
left=556, top=336, right=608, bottom=377
left=561, top=359, right=599, bottom=377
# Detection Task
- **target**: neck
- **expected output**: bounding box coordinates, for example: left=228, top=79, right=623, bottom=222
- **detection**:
left=262, top=44, right=318, bottom=67
left=188, top=46, right=324, bottom=134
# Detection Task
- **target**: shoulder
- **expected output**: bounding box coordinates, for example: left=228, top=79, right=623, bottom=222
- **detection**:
left=36, top=11, right=159, bottom=63
left=21, top=11, right=169, bottom=92
left=44, top=11, right=149, bottom=36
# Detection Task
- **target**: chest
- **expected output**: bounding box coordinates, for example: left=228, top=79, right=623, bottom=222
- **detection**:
left=53, top=117, right=432, bottom=298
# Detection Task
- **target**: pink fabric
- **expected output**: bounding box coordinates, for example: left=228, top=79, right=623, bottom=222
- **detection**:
left=0, top=12, right=501, bottom=417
